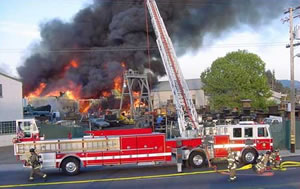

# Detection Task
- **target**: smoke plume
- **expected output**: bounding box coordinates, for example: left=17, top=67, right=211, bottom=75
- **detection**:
left=18, top=0, right=296, bottom=98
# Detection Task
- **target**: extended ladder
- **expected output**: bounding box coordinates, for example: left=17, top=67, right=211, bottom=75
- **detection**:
left=146, top=0, right=201, bottom=137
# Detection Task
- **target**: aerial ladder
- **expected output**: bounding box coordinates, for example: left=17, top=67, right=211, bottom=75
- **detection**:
left=146, top=0, right=202, bottom=138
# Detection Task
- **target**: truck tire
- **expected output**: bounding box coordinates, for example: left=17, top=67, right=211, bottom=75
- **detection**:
left=188, top=151, right=206, bottom=168
left=61, top=157, right=80, bottom=176
left=242, top=149, right=257, bottom=164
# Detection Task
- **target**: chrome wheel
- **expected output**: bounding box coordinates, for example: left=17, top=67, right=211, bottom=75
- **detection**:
left=66, top=162, right=77, bottom=173
left=193, top=155, right=203, bottom=166
left=245, top=152, right=255, bottom=163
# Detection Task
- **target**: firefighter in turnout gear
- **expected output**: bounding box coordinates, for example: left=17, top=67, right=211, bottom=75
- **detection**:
left=269, top=150, right=276, bottom=169
left=255, top=151, right=271, bottom=174
left=270, top=149, right=281, bottom=169
left=227, top=148, right=239, bottom=182
left=27, top=148, right=47, bottom=182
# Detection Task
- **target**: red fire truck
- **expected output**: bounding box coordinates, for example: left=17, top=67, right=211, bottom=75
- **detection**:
left=13, top=119, right=272, bottom=175
left=13, top=0, right=273, bottom=176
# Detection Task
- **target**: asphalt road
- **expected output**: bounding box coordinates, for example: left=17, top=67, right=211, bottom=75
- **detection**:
left=0, top=148, right=300, bottom=189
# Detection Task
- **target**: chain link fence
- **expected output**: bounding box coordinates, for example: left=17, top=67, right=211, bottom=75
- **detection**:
left=270, top=119, right=300, bottom=150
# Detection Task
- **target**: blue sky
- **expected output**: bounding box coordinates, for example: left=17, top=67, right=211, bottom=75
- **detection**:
left=0, top=0, right=91, bottom=73
left=0, top=0, right=299, bottom=81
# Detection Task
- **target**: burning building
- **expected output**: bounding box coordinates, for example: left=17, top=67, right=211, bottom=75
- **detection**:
left=18, top=0, right=297, bottom=114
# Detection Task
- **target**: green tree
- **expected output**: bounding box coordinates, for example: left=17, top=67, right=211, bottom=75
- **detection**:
left=265, top=69, right=290, bottom=94
left=200, top=50, right=271, bottom=110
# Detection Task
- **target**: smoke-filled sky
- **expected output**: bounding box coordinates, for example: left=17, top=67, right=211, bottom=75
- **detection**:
left=0, top=0, right=300, bottom=98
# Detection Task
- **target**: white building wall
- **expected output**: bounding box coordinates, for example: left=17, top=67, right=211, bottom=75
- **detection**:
left=0, top=134, right=15, bottom=147
left=0, top=74, right=23, bottom=122
left=152, top=90, right=207, bottom=109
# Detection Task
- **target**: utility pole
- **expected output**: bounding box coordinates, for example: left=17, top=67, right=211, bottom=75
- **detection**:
left=284, top=6, right=300, bottom=153
left=289, top=7, right=296, bottom=153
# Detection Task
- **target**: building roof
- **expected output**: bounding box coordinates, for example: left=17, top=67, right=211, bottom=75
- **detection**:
left=152, top=79, right=203, bottom=92
left=0, top=71, right=22, bottom=83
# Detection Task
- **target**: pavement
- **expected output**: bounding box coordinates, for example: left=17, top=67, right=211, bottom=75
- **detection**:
left=0, top=145, right=300, bottom=189
left=278, top=149, right=300, bottom=157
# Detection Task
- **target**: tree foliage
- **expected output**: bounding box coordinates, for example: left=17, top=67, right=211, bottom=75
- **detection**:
left=200, top=50, right=271, bottom=110
left=265, top=70, right=290, bottom=94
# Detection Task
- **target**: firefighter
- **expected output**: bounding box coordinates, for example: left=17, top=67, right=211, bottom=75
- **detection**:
left=269, top=150, right=276, bottom=169
left=227, top=148, right=239, bottom=182
left=255, top=151, right=271, bottom=174
left=274, top=149, right=281, bottom=168
left=27, top=148, right=47, bottom=182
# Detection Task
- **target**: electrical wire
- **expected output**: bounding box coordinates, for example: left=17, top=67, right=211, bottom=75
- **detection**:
left=0, top=42, right=290, bottom=54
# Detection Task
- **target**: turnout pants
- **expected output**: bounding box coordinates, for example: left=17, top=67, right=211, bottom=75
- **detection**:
left=229, top=168, right=236, bottom=181
left=30, top=168, right=46, bottom=179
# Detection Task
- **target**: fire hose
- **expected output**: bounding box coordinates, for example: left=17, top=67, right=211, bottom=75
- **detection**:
left=278, top=161, right=300, bottom=171
left=206, top=158, right=300, bottom=175
left=204, top=147, right=300, bottom=175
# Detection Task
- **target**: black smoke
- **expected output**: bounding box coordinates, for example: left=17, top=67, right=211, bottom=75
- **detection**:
left=18, top=0, right=297, bottom=98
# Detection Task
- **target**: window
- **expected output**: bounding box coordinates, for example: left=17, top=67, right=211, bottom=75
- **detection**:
left=0, top=121, right=16, bottom=135
left=0, top=84, right=2, bottom=98
left=18, top=121, right=32, bottom=138
left=233, top=128, right=242, bottom=138
left=258, top=127, right=268, bottom=137
left=244, top=128, right=253, bottom=138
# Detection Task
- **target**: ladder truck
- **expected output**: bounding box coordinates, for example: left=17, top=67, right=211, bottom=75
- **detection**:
left=13, top=0, right=273, bottom=175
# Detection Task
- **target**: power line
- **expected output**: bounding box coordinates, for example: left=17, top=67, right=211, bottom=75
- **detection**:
left=0, top=42, right=290, bottom=54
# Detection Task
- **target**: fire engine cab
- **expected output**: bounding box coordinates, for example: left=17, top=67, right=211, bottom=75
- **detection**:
left=202, top=122, right=272, bottom=164
left=13, top=0, right=273, bottom=175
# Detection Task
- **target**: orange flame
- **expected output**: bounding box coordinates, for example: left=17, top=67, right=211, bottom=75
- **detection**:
left=65, top=91, right=77, bottom=100
left=121, top=62, right=126, bottom=68
left=133, top=91, right=140, bottom=98
left=102, top=91, right=111, bottom=97
left=27, top=83, right=47, bottom=98
left=63, top=59, right=79, bottom=74
left=82, top=104, right=91, bottom=113
left=113, top=76, right=122, bottom=92
left=26, top=81, right=81, bottom=100
left=70, top=60, right=79, bottom=68
left=134, top=98, right=146, bottom=108
left=79, top=101, right=91, bottom=113
left=132, top=91, right=146, bottom=108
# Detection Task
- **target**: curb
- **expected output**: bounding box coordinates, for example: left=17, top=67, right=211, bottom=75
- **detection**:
left=281, top=154, right=300, bottom=157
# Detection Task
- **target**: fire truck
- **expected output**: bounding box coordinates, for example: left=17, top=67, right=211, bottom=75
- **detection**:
left=13, top=119, right=272, bottom=175
left=13, top=0, right=273, bottom=175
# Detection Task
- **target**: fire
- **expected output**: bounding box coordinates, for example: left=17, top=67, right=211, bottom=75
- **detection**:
left=82, top=104, right=91, bottom=113
left=27, top=83, right=47, bottom=98
left=64, top=59, right=79, bottom=73
left=133, top=91, right=140, bottom=98
left=132, top=91, right=146, bottom=108
left=134, top=98, right=146, bottom=108
left=113, top=76, right=122, bottom=92
left=79, top=101, right=91, bottom=114
left=121, top=62, right=126, bottom=68
left=102, top=91, right=111, bottom=97
left=26, top=59, right=81, bottom=100
left=65, top=91, right=77, bottom=100
left=70, top=60, right=79, bottom=68
left=26, top=81, right=81, bottom=100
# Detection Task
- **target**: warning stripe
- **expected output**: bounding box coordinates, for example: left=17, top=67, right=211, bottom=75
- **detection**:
left=214, top=144, right=254, bottom=149
left=56, top=152, right=172, bottom=162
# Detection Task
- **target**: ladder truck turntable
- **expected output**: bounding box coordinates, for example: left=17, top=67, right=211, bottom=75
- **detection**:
left=13, top=0, right=273, bottom=175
